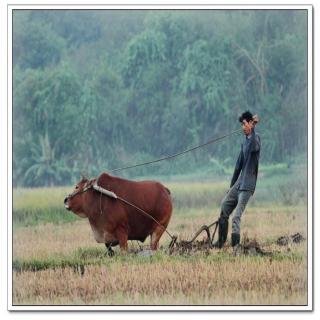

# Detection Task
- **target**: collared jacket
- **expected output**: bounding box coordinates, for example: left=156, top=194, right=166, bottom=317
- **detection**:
left=230, top=130, right=261, bottom=193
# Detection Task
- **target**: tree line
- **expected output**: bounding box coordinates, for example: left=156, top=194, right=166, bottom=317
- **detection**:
left=13, top=10, right=308, bottom=187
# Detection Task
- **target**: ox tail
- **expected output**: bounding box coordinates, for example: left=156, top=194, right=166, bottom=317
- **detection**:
left=165, top=187, right=171, bottom=195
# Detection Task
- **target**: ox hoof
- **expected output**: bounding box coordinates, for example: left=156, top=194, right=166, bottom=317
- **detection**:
left=105, top=243, right=115, bottom=257
left=104, top=247, right=115, bottom=257
left=107, top=248, right=115, bottom=257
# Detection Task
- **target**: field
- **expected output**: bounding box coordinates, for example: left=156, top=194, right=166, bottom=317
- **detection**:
left=12, top=166, right=308, bottom=306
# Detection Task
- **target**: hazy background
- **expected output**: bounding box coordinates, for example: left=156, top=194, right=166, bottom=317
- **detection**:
left=12, top=10, right=308, bottom=187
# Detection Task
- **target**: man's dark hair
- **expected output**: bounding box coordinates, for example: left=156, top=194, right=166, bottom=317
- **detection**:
left=239, top=111, right=253, bottom=123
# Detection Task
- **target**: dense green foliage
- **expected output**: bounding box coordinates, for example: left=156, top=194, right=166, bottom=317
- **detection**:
left=13, top=10, right=307, bottom=187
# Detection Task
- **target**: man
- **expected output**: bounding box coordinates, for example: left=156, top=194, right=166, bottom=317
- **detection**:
left=213, top=111, right=260, bottom=255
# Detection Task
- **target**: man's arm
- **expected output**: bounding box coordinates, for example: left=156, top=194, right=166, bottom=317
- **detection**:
left=230, top=150, right=243, bottom=188
left=251, top=115, right=260, bottom=152
left=251, top=132, right=261, bottom=152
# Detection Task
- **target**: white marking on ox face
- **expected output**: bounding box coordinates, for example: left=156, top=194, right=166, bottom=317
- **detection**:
left=90, top=225, right=116, bottom=243
left=64, top=203, right=70, bottom=210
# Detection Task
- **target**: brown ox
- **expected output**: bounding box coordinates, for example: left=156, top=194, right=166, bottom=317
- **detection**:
left=64, top=172, right=172, bottom=254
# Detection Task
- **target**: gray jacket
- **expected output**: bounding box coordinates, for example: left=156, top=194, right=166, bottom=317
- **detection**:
left=230, top=130, right=261, bottom=193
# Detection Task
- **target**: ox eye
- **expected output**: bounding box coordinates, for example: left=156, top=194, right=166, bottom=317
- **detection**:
left=75, top=186, right=79, bottom=189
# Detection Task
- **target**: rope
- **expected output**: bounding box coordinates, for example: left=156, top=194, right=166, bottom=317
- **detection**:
left=94, top=182, right=220, bottom=249
left=108, top=129, right=242, bottom=173
left=91, top=128, right=244, bottom=249
left=116, top=195, right=175, bottom=240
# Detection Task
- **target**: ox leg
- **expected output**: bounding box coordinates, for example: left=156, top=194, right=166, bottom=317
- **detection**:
left=150, top=226, right=165, bottom=251
left=105, top=243, right=115, bottom=257
left=115, top=228, right=128, bottom=253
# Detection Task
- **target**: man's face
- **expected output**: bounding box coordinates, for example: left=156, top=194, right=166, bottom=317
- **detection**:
left=242, top=119, right=254, bottom=136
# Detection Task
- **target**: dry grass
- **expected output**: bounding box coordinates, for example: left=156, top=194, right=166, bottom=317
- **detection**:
left=13, top=251, right=307, bottom=305
left=12, top=202, right=307, bottom=306
left=12, top=177, right=308, bottom=306
left=13, top=205, right=306, bottom=258
left=13, top=220, right=92, bottom=260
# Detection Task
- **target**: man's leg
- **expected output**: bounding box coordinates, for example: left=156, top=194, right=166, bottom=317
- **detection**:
left=213, top=183, right=239, bottom=248
left=231, top=190, right=252, bottom=252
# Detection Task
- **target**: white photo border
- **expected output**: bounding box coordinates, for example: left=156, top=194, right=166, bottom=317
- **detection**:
left=6, top=2, right=313, bottom=312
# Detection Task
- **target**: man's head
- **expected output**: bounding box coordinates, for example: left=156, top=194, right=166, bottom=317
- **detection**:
left=239, top=111, right=255, bottom=136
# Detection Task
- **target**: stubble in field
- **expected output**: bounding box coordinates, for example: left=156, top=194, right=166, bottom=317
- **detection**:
left=12, top=182, right=308, bottom=306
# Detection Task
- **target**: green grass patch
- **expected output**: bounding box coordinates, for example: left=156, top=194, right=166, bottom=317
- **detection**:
left=13, top=247, right=107, bottom=272
left=12, top=257, right=86, bottom=272
left=13, top=187, right=70, bottom=210
left=13, top=186, right=80, bottom=227
left=12, top=245, right=304, bottom=273
left=13, top=207, right=80, bottom=227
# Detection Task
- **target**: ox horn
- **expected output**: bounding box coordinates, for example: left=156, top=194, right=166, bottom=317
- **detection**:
left=80, top=172, right=88, bottom=181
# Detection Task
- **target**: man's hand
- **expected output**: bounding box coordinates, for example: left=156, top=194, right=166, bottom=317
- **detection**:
left=253, top=114, right=259, bottom=125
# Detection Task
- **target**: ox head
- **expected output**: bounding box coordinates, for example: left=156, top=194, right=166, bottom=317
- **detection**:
left=64, top=176, right=93, bottom=218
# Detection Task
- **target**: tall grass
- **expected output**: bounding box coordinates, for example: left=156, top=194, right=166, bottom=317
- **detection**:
left=12, top=187, right=78, bottom=227
left=12, top=164, right=307, bottom=228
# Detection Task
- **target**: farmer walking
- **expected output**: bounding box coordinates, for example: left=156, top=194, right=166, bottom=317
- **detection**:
left=213, top=111, right=260, bottom=255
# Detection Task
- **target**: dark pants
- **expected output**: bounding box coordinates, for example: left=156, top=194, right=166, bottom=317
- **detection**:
left=220, top=179, right=252, bottom=235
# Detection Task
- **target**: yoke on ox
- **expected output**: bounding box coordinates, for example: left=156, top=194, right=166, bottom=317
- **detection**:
left=64, top=172, right=173, bottom=255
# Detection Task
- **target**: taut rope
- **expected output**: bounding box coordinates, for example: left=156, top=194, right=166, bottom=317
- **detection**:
left=108, top=129, right=242, bottom=173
